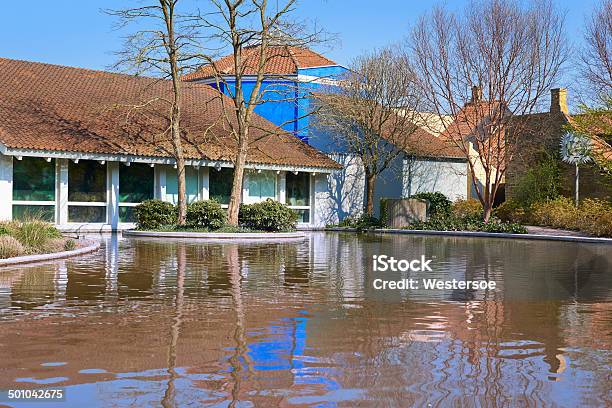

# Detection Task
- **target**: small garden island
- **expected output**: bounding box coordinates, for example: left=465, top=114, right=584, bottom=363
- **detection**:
left=131, top=198, right=301, bottom=234
left=0, top=219, right=79, bottom=261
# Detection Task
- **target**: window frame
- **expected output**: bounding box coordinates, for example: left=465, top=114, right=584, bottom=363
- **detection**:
left=11, top=157, right=57, bottom=222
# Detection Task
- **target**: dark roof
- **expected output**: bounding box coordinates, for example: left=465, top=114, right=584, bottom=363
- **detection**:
left=183, top=45, right=338, bottom=81
left=0, top=58, right=340, bottom=170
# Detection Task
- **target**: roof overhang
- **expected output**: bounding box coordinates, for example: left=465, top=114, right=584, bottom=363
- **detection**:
left=0, top=143, right=337, bottom=174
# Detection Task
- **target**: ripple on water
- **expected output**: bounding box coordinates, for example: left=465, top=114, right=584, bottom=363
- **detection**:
left=0, top=232, right=609, bottom=407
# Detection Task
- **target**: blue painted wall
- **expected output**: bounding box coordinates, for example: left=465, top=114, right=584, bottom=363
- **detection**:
left=203, top=64, right=348, bottom=150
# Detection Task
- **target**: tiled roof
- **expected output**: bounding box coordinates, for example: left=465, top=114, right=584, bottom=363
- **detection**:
left=183, top=45, right=338, bottom=81
left=399, top=126, right=465, bottom=159
left=440, top=101, right=506, bottom=142
left=0, top=58, right=340, bottom=170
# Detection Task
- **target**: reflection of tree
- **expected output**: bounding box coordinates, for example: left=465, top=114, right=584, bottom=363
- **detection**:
left=162, top=243, right=186, bottom=408
left=226, top=245, right=250, bottom=407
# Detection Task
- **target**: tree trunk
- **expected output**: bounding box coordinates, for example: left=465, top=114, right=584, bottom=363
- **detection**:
left=364, top=171, right=377, bottom=216
left=227, top=133, right=248, bottom=226
left=483, top=202, right=493, bottom=223
left=162, top=0, right=186, bottom=225
left=175, top=152, right=187, bottom=224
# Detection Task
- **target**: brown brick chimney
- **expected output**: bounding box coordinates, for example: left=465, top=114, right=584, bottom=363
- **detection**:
left=550, top=88, right=568, bottom=114
left=471, top=85, right=482, bottom=103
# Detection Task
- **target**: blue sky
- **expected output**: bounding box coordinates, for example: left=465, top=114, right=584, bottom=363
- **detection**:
left=0, top=1, right=599, bottom=77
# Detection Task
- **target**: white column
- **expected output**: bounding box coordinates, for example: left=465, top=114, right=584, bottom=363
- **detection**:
left=107, top=162, right=119, bottom=229
left=57, top=159, right=69, bottom=225
left=201, top=167, right=210, bottom=200
left=0, top=155, right=12, bottom=221
left=155, top=165, right=167, bottom=201
left=278, top=171, right=286, bottom=204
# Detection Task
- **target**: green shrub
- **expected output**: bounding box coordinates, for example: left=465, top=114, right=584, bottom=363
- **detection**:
left=134, top=200, right=177, bottom=230
left=337, top=214, right=382, bottom=231
left=186, top=200, right=226, bottom=230
left=494, top=199, right=529, bottom=223
left=514, top=151, right=562, bottom=207
left=406, top=215, right=527, bottom=234
left=239, top=199, right=298, bottom=232
left=576, top=199, right=612, bottom=237
left=530, top=197, right=578, bottom=229
left=452, top=199, right=483, bottom=219
left=410, top=192, right=452, bottom=218
left=0, top=235, right=26, bottom=259
left=527, top=197, right=612, bottom=237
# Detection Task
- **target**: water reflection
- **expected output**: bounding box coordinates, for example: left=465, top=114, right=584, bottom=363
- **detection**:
left=0, top=232, right=610, bottom=407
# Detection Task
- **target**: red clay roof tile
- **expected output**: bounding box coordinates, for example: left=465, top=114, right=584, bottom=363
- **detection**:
left=0, top=58, right=340, bottom=170
left=183, top=45, right=338, bottom=81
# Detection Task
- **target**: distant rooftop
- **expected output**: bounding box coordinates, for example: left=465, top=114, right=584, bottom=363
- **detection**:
left=183, top=45, right=339, bottom=81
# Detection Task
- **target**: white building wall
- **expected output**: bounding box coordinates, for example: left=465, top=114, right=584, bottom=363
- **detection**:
left=402, top=157, right=468, bottom=201
left=313, top=154, right=365, bottom=226
left=0, top=154, right=12, bottom=221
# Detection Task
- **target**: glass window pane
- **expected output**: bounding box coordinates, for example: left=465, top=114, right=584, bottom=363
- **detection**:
left=248, top=172, right=276, bottom=201
left=68, top=160, right=106, bottom=202
left=68, top=206, right=106, bottom=223
left=286, top=172, right=310, bottom=206
left=119, top=206, right=137, bottom=223
left=166, top=167, right=199, bottom=204
left=13, top=205, right=55, bottom=222
left=13, top=157, right=55, bottom=201
left=119, top=163, right=154, bottom=203
left=293, top=209, right=310, bottom=223
left=210, top=167, right=234, bottom=205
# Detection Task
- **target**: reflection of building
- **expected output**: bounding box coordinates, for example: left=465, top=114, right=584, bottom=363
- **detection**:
left=0, top=58, right=341, bottom=231
left=0, top=234, right=610, bottom=405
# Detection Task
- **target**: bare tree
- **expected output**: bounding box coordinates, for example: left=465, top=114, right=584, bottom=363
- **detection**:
left=108, top=0, right=199, bottom=225
left=410, top=0, right=568, bottom=221
left=315, top=48, right=427, bottom=216
left=581, top=0, right=612, bottom=104
left=196, top=0, right=324, bottom=226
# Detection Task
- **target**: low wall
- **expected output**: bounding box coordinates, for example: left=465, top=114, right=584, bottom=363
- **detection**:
left=123, top=230, right=307, bottom=242
left=382, top=198, right=427, bottom=228
left=0, top=239, right=101, bottom=267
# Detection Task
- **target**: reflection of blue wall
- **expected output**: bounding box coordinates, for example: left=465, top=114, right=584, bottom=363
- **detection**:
left=246, top=312, right=340, bottom=391
left=205, top=65, right=347, bottom=149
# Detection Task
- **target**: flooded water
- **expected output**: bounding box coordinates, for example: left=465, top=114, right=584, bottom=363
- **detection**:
left=0, top=232, right=610, bottom=407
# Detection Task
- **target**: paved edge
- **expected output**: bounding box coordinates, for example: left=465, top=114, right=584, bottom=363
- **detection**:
left=0, top=239, right=101, bottom=267
left=325, top=227, right=612, bottom=244
left=123, top=230, right=308, bottom=241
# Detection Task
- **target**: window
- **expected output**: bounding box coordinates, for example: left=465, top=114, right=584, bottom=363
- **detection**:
left=119, top=163, right=154, bottom=222
left=166, top=167, right=199, bottom=205
left=247, top=171, right=276, bottom=202
left=68, top=160, right=107, bottom=223
left=12, top=157, right=56, bottom=222
left=286, top=172, right=311, bottom=223
left=209, top=167, right=234, bottom=205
